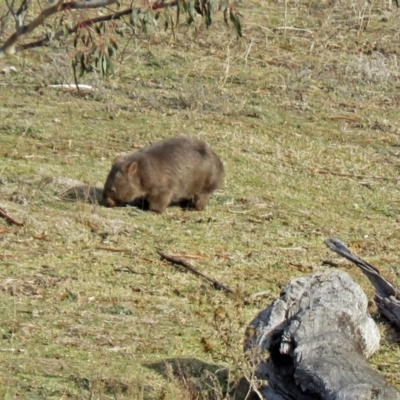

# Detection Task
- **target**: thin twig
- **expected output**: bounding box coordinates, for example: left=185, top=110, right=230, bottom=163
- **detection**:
left=0, top=348, right=25, bottom=353
left=322, top=259, right=340, bottom=267
left=311, top=168, right=400, bottom=182
left=248, top=290, right=271, bottom=302
left=328, top=114, right=361, bottom=121
left=114, top=266, right=162, bottom=276
left=96, top=246, right=127, bottom=253
left=0, top=207, right=24, bottom=226
left=170, top=253, right=208, bottom=260
left=274, top=26, right=313, bottom=34
left=48, top=84, right=95, bottom=92
left=157, top=251, right=235, bottom=294
left=139, top=257, right=168, bottom=266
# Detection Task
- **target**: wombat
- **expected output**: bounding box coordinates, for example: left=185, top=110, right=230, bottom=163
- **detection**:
left=102, top=136, right=224, bottom=214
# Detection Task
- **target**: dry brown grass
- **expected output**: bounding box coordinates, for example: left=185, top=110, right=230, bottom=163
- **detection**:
left=0, top=0, right=400, bottom=398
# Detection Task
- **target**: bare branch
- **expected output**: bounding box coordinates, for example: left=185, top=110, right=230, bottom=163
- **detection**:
left=65, top=0, right=118, bottom=9
left=4, top=0, right=16, bottom=18
left=0, top=1, right=14, bottom=35
left=0, top=0, right=118, bottom=57
left=4, top=0, right=16, bottom=15
left=6, top=0, right=30, bottom=32
left=0, top=206, right=24, bottom=226
left=158, top=250, right=235, bottom=294
left=17, top=1, right=178, bottom=53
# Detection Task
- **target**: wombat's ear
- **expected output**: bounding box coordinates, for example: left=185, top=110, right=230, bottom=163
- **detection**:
left=112, top=155, right=125, bottom=166
left=126, top=161, right=138, bottom=177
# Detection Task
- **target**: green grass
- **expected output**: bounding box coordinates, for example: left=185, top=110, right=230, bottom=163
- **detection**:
left=1, top=0, right=400, bottom=398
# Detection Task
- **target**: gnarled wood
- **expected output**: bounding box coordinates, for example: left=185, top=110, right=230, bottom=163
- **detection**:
left=245, top=270, right=400, bottom=400
left=326, top=237, right=400, bottom=329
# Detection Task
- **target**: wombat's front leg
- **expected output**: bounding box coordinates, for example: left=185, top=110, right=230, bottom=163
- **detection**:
left=193, top=193, right=211, bottom=211
left=147, top=190, right=173, bottom=214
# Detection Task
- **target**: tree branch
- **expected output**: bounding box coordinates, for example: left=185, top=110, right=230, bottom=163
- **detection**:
left=18, top=6, right=133, bottom=52
left=16, top=1, right=178, bottom=53
left=6, top=0, right=30, bottom=33
left=0, top=0, right=118, bottom=57
left=158, top=250, right=235, bottom=294
left=0, top=206, right=24, bottom=226
left=1, top=0, right=239, bottom=57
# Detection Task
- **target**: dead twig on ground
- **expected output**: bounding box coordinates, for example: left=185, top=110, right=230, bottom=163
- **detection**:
left=114, top=266, right=162, bottom=276
left=139, top=257, right=168, bottom=266
left=170, top=254, right=208, bottom=260
left=322, top=259, right=340, bottom=267
left=311, top=168, right=400, bottom=182
left=96, top=246, right=128, bottom=253
left=274, top=26, right=313, bottom=34
left=328, top=114, right=361, bottom=121
left=0, top=348, right=25, bottom=353
left=0, top=206, right=24, bottom=226
left=157, top=251, right=235, bottom=294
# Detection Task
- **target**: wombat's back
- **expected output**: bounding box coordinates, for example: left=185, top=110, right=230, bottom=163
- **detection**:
left=139, top=136, right=224, bottom=192
left=139, top=136, right=212, bottom=164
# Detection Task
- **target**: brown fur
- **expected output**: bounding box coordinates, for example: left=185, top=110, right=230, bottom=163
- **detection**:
left=102, top=136, right=224, bottom=214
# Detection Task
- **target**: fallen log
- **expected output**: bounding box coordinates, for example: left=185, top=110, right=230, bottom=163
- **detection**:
left=244, top=270, right=400, bottom=399
left=325, top=237, right=400, bottom=329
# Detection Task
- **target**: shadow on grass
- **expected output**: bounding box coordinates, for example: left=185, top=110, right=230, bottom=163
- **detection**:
left=59, top=184, right=147, bottom=210
left=58, top=182, right=221, bottom=216
left=145, top=357, right=229, bottom=398
left=146, top=358, right=260, bottom=399
left=70, top=374, right=155, bottom=398
left=60, top=184, right=103, bottom=204
left=61, top=186, right=209, bottom=213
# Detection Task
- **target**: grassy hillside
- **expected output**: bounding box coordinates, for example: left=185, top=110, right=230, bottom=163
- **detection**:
left=0, top=0, right=400, bottom=398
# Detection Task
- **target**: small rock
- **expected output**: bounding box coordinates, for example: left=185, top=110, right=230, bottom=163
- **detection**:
left=10, top=191, right=28, bottom=205
left=1, top=66, right=17, bottom=74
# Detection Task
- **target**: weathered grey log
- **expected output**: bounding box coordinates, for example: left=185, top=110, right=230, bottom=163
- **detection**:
left=245, top=270, right=400, bottom=400
left=326, top=237, right=400, bottom=329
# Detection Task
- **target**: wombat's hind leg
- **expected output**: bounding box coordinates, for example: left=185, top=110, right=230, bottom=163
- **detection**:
left=193, top=193, right=211, bottom=211
left=148, top=190, right=173, bottom=214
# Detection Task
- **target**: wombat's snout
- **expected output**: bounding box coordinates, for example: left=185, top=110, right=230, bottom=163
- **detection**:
left=103, top=196, right=118, bottom=207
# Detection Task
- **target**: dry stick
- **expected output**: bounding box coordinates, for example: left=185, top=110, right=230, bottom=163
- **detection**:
left=274, top=26, right=313, bottom=34
left=170, top=254, right=208, bottom=260
left=0, top=207, right=24, bottom=226
left=96, top=246, right=127, bottom=253
left=328, top=114, right=361, bottom=121
left=322, top=259, right=340, bottom=268
left=311, top=168, right=400, bottom=182
left=0, top=348, right=25, bottom=353
left=114, top=266, right=162, bottom=276
left=139, top=257, right=168, bottom=266
left=157, top=251, right=235, bottom=294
